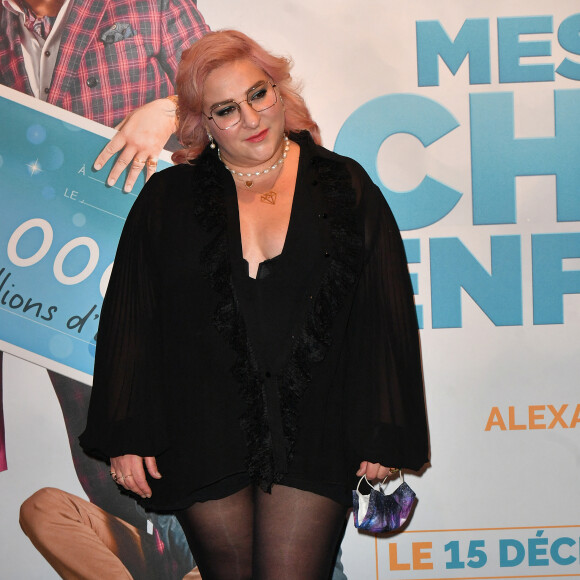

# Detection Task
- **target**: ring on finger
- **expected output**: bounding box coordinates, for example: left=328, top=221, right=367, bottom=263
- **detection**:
left=134, top=158, right=147, bottom=164
left=146, top=158, right=158, bottom=168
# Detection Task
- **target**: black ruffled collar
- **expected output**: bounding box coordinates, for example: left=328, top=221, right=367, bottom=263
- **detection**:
left=189, top=131, right=362, bottom=490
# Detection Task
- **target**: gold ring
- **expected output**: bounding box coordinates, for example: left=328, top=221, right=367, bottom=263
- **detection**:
left=389, top=467, right=400, bottom=475
left=146, top=159, right=158, bottom=167
left=134, top=158, right=147, bottom=164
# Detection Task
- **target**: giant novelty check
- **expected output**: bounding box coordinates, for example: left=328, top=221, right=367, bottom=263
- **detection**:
left=0, top=86, right=171, bottom=383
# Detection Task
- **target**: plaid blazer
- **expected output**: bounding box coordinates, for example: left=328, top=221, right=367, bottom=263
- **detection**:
left=0, top=0, right=209, bottom=127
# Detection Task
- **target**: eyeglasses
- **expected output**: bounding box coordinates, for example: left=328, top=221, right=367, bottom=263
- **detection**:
left=204, top=81, right=278, bottom=130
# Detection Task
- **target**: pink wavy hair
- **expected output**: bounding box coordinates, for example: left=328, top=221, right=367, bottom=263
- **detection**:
left=172, top=29, right=321, bottom=164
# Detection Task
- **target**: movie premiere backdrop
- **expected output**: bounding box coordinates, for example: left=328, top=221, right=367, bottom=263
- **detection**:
left=1, top=0, right=579, bottom=578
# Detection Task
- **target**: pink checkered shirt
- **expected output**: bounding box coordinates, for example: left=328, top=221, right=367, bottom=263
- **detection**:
left=0, top=0, right=209, bottom=127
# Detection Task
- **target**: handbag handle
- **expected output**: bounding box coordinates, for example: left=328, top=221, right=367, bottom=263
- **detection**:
left=356, top=469, right=404, bottom=493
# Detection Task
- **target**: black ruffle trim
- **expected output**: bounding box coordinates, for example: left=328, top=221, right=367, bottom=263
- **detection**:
left=276, top=155, right=362, bottom=476
left=191, top=147, right=278, bottom=488
left=190, top=135, right=362, bottom=491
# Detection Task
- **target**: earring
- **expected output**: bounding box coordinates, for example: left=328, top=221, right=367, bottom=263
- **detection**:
left=207, top=132, right=216, bottom=149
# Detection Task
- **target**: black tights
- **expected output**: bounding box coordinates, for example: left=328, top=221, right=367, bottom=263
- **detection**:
left=175, top=484, right=348, bottom=580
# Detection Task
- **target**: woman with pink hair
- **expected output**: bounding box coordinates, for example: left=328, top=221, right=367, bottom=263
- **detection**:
left=81, top=30, right=429, bottom=579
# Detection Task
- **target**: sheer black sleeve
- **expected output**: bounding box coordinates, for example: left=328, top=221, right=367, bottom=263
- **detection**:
left=342, top=166, right=429, bottom=471
left=80, top=174, right=168, bottom=460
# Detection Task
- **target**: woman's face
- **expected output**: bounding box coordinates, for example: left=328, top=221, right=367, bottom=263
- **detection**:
left=202, top=59, right=285, bottom=169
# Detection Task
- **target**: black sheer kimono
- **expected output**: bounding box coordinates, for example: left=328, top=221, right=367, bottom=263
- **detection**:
left=80, top=131, right=429, bottom=510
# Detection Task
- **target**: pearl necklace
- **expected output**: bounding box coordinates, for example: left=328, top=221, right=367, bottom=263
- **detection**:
left=218, top=135, right=289, bottom=189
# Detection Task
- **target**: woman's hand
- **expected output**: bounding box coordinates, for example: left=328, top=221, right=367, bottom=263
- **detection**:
left=110, top=454, right=162, bottom=499
left=93, top=97, right=179, bottom=193
left=356, top=461, right=397, bottom=483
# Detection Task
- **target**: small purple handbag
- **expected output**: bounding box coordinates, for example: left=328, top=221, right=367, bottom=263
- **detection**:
left=352, top=472, right=416, bottom=533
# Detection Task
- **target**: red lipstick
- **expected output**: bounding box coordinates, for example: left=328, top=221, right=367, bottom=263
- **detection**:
left=246, top=129, right=269, bottom=142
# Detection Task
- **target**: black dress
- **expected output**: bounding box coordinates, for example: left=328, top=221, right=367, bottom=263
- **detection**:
left=80, top=131, right=429, bottom=510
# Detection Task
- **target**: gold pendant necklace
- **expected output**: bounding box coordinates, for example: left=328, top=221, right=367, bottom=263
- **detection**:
left=221, top=137, right=291, bottom=205
left=218, top=135, right=290, bottom=192
left=260, top=191, right=277, bottom=204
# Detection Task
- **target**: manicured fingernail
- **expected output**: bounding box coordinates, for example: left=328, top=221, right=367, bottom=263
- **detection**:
left=94, top=162, right=102, bottom=170
left=108, top=178, right=115, bottom=186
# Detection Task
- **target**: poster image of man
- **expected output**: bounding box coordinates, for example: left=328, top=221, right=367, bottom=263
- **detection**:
left=0, top=0, right=211, bottom=577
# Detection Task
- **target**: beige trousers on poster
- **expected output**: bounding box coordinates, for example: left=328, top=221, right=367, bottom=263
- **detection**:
left=20, top=487, right=201, bottom=580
